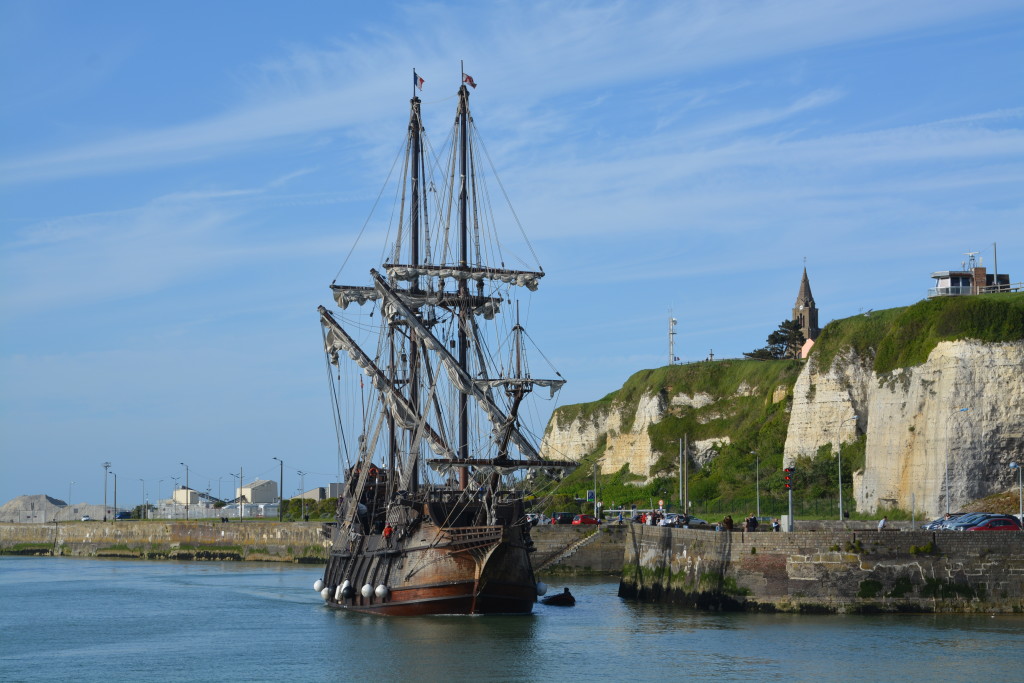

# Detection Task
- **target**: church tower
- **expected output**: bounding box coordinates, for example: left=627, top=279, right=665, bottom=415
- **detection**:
left=792, top=267, right=820, bottom=341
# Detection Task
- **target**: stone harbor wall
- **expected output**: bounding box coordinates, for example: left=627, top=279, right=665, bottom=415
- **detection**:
left=0, top=520, right=329, bottom=562
left=530, top=524, right=626, bottom=574
left=619, top=524, right=1024, bottom=613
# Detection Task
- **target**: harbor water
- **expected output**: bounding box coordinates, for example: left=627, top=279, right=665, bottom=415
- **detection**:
left=2, top=556, right=1022, bottom=682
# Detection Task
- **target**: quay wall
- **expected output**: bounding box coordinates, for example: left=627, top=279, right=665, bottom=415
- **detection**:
left=619, top=524, right=1024, bottom=613
left=530, top=525, right=626, bottom=574
left=0, top=521, right=329, bottom=562
left=0, top=521, right=622, bottom=571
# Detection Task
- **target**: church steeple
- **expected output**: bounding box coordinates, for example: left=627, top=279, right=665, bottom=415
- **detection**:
left=792, top=267, right=820, bottom=341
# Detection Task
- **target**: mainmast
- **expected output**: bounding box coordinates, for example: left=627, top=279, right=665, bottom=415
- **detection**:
left=457, top=84, right=471, bottom=488
left=408, top=94, right=423, bottom=492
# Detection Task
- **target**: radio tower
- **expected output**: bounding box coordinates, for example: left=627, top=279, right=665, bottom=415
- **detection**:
left=668, top=313, right=679, bottom=365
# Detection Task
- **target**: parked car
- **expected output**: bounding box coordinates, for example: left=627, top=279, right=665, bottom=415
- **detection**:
left=921, top=513, right=967, bottom=530
left=940, top=513, right=992, bottom=530
left=114, top=511, right=132, bottom=520
left=572, top=514, right=601, bottom=525
left=80, top=515, right=92, bottom=521
left=551, top=512, right=576, bottom=525
left=965, top=517, right=1021, bottom=531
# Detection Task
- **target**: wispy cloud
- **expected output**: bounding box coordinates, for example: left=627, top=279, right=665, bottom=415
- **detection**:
left=2, top=1, right=1016, bottom=185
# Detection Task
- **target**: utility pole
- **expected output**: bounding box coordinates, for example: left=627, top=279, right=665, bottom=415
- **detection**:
left=683, top=434, right=688, bottom=517
left=298, top=471, right=306, bottom=520
left=139, top=479, right=146, bottom=520
left=678, top=439, right=683, bottom=511
left=112, top=472, right=117, bottom=520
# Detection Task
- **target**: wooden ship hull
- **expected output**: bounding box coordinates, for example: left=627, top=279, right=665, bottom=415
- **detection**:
left=321, top=504, right=538, bottom=615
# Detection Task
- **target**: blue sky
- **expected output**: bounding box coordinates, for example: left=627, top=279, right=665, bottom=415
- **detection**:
left=2, top=1, right=1023, bottom=507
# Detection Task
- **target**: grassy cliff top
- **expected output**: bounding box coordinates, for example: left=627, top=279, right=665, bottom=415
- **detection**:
left=810, top=292, right=1024, bottom=375
left=550, top=357, right=803, bottom=431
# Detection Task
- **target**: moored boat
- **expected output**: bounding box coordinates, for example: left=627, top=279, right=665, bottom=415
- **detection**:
left=313, top=70, right=573, bottom=615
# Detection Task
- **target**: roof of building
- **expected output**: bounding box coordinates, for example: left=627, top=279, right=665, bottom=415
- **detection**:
left=794, top=267, right=815, bottom=307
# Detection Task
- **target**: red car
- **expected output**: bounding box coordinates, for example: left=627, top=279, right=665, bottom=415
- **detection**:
left=966, top=517, right=1021, bottom=531
left=572, top=514, right=601, bottom=525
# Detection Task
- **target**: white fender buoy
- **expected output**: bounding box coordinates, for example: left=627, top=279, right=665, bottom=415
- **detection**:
left=361, top=583, right=373, bottom=598
left=320, top=587, right=331, bottom=601
left=375, top=584, right=389, bottom=599
left=536, top=581, right=548, bottom=596
left=334, top=585, right=344, bottom=601
left=341, top=579, right=351, bottom=590
left=313, top=579, right=325, bottom=592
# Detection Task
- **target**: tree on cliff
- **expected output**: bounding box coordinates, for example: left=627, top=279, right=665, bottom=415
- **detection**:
left=744, top=320, right=806, bottom=360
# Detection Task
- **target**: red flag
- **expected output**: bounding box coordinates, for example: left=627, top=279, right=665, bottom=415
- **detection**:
left=463, top=74, right=477, bottom=89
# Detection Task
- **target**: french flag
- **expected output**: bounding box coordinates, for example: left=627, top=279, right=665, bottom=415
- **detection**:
left=463, top=74, right=477, bottom=89
left=414, top=72, right=425, bottom=90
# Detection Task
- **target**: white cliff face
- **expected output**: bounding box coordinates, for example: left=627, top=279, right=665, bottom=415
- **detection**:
left=541, top=389, right=738, bottom=482
left=784, top=340, right=1024, bottom=517
left=540, top=392, right=667, bottom=479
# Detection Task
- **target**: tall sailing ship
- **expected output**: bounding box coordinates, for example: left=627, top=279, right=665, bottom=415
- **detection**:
left=314, top=72, right=572, bottom=615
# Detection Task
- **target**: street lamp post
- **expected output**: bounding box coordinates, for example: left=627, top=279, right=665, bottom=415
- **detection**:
left=836, top=416, right=857, bottom=521
left=751, top=452, right=760, bottom=519
left=297, top=471, right=306, bottom=520
left=171, top=476, right=180, bottom=519
left=112, top=472, right=118, bottom=520
left=102, top=462, right=111, bottom=521
left=945, top=408, right=968, bottom=515
left=180, top=462, right=190, bottom=520
left=1010, top=463, right=1023, bottom=530
left=139, top=479, right=146, bottom=520
left=272, top=457, right=284, bottom=521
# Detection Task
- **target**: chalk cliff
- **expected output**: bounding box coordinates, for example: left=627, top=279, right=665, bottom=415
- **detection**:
left=784, top=339, right=1024, bottom=517
left=543, top=294, right=1023, bottom=515
left=540, top=363, right=800, bottom=481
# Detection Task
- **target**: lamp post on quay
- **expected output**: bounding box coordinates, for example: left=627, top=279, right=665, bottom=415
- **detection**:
left=1010, top=462, right=1023, bottom=530
left=102, top=462, right=111, bottom=521
left=835, top=416, right=857, bottom=521
left=272, top=457, right=284, bottom=521
left=180, top=462, right=190, bottom=520
left=750, top=452, right=760, bottom=519
left=139, top=479, right=146, bottom=520
left=945, top=408, right=968, bottom=515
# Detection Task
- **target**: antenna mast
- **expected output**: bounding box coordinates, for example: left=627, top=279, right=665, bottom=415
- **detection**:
left=668, top=313, right=678, bottom=365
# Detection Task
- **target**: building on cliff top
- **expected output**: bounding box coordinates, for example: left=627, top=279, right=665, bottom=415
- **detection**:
left=792, top=267, right=820, bottom=358
left=928, top=251, right=1015, bottom=298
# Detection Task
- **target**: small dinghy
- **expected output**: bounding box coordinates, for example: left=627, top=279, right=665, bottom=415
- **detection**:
left=541, top=588, right=575, bottom=606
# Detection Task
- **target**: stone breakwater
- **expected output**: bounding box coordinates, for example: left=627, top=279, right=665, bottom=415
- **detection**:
left=0, top=521, right=623, bottom=572
left=0, top=521, right=330, bottom=563
left=619, top=524, right=1024, bottom=614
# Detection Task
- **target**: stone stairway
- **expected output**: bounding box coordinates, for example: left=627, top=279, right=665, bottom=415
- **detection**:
left=534, top=529, right=602, bottom=572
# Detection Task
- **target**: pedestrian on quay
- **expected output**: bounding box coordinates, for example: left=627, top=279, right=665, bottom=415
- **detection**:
left=771, top=518, right=781, bottom=532
left=877, top=516, right=887, bottom=531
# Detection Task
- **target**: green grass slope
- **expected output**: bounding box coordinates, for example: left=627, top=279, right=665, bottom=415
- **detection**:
left=810, top=292, right=1024, bottom=375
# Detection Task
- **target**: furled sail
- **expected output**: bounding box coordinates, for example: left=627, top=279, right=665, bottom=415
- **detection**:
left=384, top=264, right=544, bottom=291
